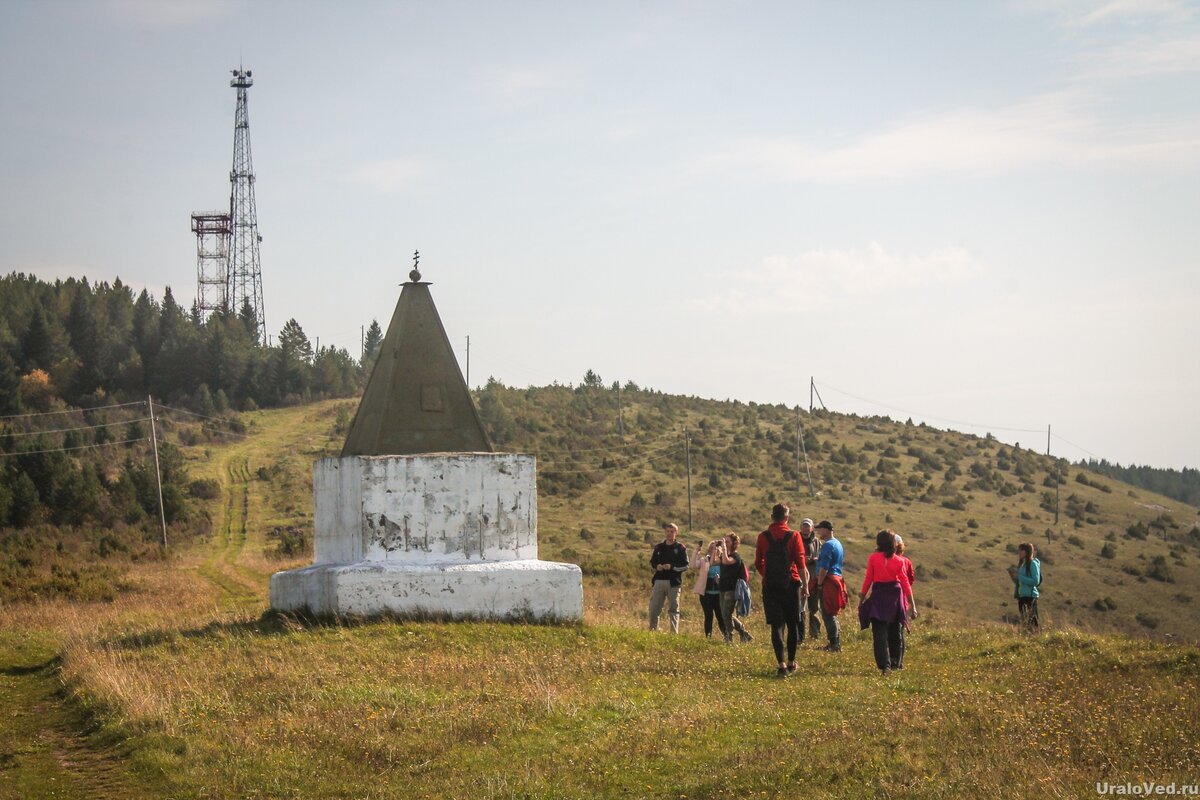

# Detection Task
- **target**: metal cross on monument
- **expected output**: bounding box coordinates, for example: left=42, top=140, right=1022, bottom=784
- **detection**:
left=409, top=249, right=422, bottom=283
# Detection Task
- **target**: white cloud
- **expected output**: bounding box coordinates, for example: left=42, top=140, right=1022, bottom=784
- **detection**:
left=701, top=91, right=1200, bottom=182
left=1073, top=0, right=1191, bottom=26
left=1071, top=33, right=1200, bottom=79
left=478, top=63, right=573, bottom=110
left=689, top=243, right=985, bottom=315
left=341, top=157, right=429, bottom=193
left=103, top=0, right=232, bottom=29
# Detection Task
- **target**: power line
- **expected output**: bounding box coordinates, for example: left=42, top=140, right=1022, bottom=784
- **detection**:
left=0, top=400, right=145, bottom=421
left=155, top=415, right=254, bottom=441
left=814, top=381, right=1045, bottom=435
left=0, top=437, right=148, bottom=458
left=155, top=403, right=242, bottom=424
left=1050, top=431, right=1104, bottom=461
left=2, top=416, right=152, bottom=438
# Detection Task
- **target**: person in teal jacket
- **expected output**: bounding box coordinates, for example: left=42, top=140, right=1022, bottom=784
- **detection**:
left=1007, top=542, right=1041, bottom=630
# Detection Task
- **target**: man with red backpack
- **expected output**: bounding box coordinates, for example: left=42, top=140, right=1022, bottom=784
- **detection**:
left=754, top=503, right=808, bottom=678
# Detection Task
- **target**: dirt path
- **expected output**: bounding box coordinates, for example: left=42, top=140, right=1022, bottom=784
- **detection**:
left=0, top=403, right=331, bottom=797
left=0, top=636, right=155, bottom=800
left=196, top=452, right=266, bottom=611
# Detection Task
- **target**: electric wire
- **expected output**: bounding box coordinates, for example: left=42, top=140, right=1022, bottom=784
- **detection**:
left=1, top=416, right=152, bottom=438
left=814, top=381, right=1046, bottom=435
left=0, top=437, right=148, bottom=458
left=1050, top=431, right=1103, bottom=461
left=0, top=400, right=146, bottom=420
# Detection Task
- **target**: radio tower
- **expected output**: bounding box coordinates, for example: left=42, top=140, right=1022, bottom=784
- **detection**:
left=227, top=67, right=266, bottom=344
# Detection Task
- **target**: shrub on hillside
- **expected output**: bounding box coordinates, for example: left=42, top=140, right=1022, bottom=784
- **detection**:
left=1146, top=556, right=1174, bottom=583
left=266, top=526, right=310, bottom=559
left=1100, top=542, right=1117, bottom=559
left=1126, top=521, right=1149, bottom=540
left=1136, top=612, right=1160, bottom=629
left=188, top=478, right=221, bottom=500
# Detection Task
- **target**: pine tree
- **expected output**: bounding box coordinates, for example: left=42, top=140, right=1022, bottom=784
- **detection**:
left=19, top=305, right=56, bottom=372
left=362, top=319, right=383, bottom=368
left=0, top=347, right=21, bottom=415
left=276, top=319, right=313, bottom=400
left=239, top=297, right=261, bottom=347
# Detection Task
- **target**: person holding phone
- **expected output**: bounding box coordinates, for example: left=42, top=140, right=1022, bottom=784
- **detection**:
left=718, top=532, right=754, bottom=643
left=691, top=538, right=728, bottom=638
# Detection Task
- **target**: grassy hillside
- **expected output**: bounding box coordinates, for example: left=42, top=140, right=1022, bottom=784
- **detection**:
left=468, top=381, right=1199, bottom=641
left=1, top=390, right=1198, bottom=798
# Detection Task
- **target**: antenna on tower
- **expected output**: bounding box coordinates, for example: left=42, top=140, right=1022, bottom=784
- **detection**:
left=191, top=68, right=268, bottom=343
left=227, top=67, right=266, bottom=343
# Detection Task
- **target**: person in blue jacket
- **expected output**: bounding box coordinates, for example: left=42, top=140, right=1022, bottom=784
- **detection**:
left=1007, top=542, right=1041, bottom=630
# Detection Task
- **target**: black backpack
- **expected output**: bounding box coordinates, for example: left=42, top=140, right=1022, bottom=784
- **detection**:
left=763, top=530, right=794, bottom=589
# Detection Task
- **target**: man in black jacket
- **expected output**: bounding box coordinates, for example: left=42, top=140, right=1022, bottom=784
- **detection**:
left=649, top=522, right=689, bottom=632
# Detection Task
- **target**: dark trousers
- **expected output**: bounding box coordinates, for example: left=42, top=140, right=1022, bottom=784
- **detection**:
left=871, top=619, right=903, bottom=671
left=805, top=592, right=821, bottom=640
left=820, top=604, right=840, bottom=649
left=700, top=593, right=726, bottom=637
left=1018, top=597, right=1039, bottom=630
left=763, top=581, right=801, bottom=664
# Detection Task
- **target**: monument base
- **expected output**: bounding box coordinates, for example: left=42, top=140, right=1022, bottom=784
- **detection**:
left=269, top=559, right=583, bottom=621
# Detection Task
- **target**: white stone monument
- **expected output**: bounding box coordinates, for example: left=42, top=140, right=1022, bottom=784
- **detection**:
left=269, top=255, right=583, bottom=620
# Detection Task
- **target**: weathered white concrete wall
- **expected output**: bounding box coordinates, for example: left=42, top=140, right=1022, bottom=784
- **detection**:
left=313, top=453, right=538, bottom=565
left=278, top=451, right=582, bottom=620
left=269, top=560, right=584, bottom=621
left=312, top=456, right=363, bottom=564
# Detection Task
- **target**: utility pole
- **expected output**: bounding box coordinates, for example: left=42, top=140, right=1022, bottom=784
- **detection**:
left=617, top=382, right=624, bottom=439
left=684, top=427, right=693, bottom=533
left=1047, top=424, right=1051, bottom=457
left=797, top=406, right=815, bottom=497
left=148, top=395, right=167, bottom=547
left=810, top=379, right=827, bottom=412
left=361, top=325, right=364, bottom=361
left=795, top=409, right=802, bottom=495
left=1053, top=460, right=1060, bottom=535
left=465, top=335, right=470, bottom=388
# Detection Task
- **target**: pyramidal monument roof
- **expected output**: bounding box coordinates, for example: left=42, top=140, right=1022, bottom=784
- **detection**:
left=340, top=253, right=493, bottom=456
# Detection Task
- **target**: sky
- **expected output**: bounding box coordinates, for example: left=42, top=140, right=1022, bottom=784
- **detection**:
left=1, top=0, right=1197, bottom=471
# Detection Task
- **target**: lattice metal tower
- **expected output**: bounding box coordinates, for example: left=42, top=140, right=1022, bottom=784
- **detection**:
left=227, top=68, right=266, bottom=343
left=191, top=211, right=231, bottom=317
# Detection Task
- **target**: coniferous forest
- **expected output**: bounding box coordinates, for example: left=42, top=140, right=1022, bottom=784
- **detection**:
left=2, top=271, right=1198, bottom=536
left=0, top=272, right=376, bottom=534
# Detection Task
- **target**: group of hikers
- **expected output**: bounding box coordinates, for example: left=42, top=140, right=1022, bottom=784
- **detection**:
left=649, top=502, right=1044, bottom=677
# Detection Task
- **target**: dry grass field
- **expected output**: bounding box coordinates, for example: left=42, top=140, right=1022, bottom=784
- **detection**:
left=1, top=393, right=1198, bottom=798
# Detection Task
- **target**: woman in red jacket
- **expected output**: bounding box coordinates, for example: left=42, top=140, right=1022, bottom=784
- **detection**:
left=857, top=529, right=915, bottom=675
